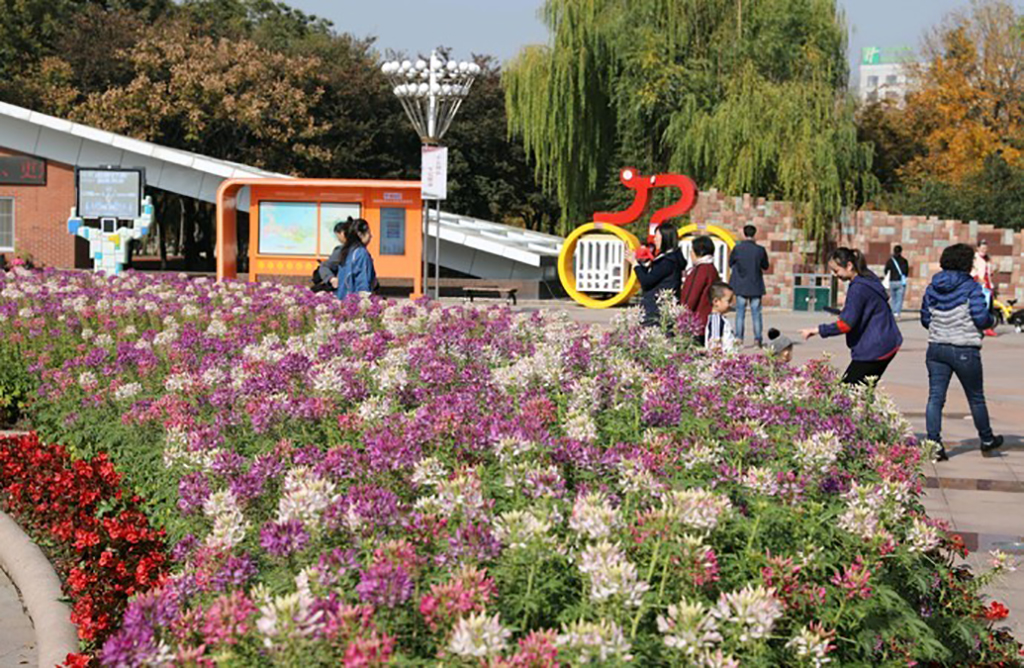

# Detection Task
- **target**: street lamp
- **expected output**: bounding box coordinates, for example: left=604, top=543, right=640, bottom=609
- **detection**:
left=382, top=51, right=480, bottom=299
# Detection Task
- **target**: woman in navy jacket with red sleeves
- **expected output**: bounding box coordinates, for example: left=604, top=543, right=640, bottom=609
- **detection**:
left=801, top=247, right=903, bottom=385
left=627, top=222, right=687, bottom=327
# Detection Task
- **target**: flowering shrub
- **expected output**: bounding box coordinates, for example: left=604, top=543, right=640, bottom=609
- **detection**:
left=0, top=433, right=168, bottom=664
left=1, top=268, right=1021, bottom=666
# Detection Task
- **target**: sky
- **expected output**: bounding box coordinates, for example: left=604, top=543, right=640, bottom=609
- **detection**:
left=284, top=0, right=997, bottom=72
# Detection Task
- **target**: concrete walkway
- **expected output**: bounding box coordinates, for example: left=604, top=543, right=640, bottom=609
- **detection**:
left=0, top=567, right=34, bottom=667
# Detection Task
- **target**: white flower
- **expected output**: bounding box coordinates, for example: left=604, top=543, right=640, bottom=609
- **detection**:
left=206, top=319, right=228, bottom=336
left=657, top=599, right=722, bottom=655
left=712, top=584, right=784, bottom=643
left=448, top=612, right=511, bottom=658
left=569, top=492, right=620, bottom=540
left=493, top=509, right=553, bottom=550
left=906, top=517, right=941, bottom=553
left=411, top=457, right=447, bottom=487
left=556, top=619, right=633, bottom=663
left=742, top=466, right=779, bottom=496
left=276, top=466, right=338, bottom=525
left=565, top=409, right=598, bottom=443
left=77, top=371, right=98, bottom=391
left=113, top=382, right=143, bottom=402
left=786, top=624, right=836, bottom=667
left=578, top=541, right=649, bottom=608
left=203, top=490, right=249, bottom=550
left=794, top=431, right=843, bottom=474
left=661, top=489, right=732, bottom=532
left=356, top=395, right=392, bottom=422
left=989, top=550, right=1019, bottom=573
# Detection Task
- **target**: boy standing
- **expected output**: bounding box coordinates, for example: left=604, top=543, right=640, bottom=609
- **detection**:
left=705, top=282, right=736, bottom=351
left=921, top=243, right=1003, bottom=461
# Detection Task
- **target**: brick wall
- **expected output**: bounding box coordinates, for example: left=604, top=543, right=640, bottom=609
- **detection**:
left=0, top=148, right=81, bottom=268
left=691, top=189, right=1024, bottom=310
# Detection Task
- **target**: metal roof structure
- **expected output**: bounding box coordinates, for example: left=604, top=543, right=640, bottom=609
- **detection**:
left=0, top=100, right=565, bottom=277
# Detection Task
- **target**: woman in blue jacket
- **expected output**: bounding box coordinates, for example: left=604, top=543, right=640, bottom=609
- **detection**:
left=800, top=247, right=903, bottom=385
left=335, top=218, right=377, bottom=301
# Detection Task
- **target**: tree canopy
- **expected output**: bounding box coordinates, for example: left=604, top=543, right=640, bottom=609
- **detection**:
left=505, top=0, right=877, bottom=241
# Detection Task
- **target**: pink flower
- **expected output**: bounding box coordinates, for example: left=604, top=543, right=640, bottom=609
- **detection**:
left=831, top=556, right=873, bottom=600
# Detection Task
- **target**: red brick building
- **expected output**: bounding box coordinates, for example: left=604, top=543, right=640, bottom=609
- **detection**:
left=0, top=146, right=85, bottom=267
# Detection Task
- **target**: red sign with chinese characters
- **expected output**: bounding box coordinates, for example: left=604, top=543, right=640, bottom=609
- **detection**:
left=0, top=156, right=46, bottom=186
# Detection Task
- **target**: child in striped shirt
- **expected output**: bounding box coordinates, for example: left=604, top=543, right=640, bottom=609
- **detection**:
left=705, top=282, right=736, bottom=351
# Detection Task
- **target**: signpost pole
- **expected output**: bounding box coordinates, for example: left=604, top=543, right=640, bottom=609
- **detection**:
left=421, top=201, right=428, bottom=299
left=434, top=199, right=441, bottom=299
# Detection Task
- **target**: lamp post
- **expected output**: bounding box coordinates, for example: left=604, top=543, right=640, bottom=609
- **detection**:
left=382, top=51, right=479, bottom=299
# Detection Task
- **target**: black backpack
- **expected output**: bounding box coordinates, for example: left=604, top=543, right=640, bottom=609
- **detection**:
left=310, top=267, right=332, bottom=293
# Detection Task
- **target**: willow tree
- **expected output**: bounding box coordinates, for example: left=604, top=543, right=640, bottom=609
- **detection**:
left=505, top=0, right=876, bottom=243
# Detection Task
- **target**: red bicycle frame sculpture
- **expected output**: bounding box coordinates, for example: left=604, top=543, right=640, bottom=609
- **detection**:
left=594, top=168, right=700, bottom=242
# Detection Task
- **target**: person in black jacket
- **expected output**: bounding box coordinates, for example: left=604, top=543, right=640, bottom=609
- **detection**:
left=626, top=222, right=687, bottom=326
left=728, top=225, right=770, bottom=347
left=884, top=245, right=910, bottom=319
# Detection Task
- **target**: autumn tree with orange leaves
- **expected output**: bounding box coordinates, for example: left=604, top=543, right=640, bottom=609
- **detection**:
left=863, top=0, right=1024, bottom=228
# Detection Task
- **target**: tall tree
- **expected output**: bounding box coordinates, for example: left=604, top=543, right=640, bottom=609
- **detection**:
left=505, top=0, right=876, bottom=243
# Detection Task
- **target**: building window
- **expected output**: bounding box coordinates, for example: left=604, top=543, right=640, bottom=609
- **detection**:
left=885, top=75, right=898, bottom=86
left=380, top=207, right=406, bottom=255
left=867, top=75, right=879, bottom=88
left=0, top=198, right=13, bottom=251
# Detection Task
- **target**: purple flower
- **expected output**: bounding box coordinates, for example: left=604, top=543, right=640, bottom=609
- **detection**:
left=355, top=562, right=413, bottom=607
left=211, top=553, right=258, bottom=591
left=259, top=519, right=310, bottom=557
left=177, top=472, right=211, bottom=516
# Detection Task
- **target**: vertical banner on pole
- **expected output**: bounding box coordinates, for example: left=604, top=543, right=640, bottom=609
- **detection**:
left=421, top=146, right=448, bottom=201
left=421, top=146, right=448, bottom=298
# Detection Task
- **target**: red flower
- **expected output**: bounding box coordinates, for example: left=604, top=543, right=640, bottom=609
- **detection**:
left=986, top=601, right=1010, bottom=621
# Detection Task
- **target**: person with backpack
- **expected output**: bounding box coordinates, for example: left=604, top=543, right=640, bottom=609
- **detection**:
left=800, top=247, right=903, bottom=385
left=921, top=243, right=1003, bottom=460
left=680, top=235, right=721, bottom=346
left=627, top=222, right=687, bottom=327
left=883, top=245, right=910, bottom=319
left=335, top=218, right=377, bottom=300
left=728, top=224, right=770, bottom=347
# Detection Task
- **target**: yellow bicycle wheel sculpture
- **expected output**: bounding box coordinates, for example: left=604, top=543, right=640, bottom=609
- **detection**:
left=558, top=223, right=641, bottom=308
left=559, top=222, right=737, bottom=309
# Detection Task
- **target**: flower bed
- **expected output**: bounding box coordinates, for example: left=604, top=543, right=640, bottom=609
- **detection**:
left=0, top=433, right=168, bottom=665
left=1, top=268, right=1020, bottom=666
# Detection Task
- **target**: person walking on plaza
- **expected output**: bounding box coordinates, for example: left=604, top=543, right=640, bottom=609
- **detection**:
left=627, top=222, right=686, bottom=327
left=800, top=247, right=903, bottom=385
left=316, top=219, right=351, bottom=292
left=921, top=243, right=1003, bottom=461
left=972, top=241, right=998, bottom=337
left=335, top=218, right=377, bottom=300
left=883, top=245, right=909, bottom=319
left=680, top=235, right=721, bottom=346
left=729, top=225, right=770, bottom=347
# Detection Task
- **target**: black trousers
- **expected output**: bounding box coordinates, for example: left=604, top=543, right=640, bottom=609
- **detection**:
left=842, top=357, right=894, bottom=385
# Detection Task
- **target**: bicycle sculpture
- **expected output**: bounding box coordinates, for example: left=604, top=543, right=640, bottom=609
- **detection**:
left=557, top=168, right=736, bottom=308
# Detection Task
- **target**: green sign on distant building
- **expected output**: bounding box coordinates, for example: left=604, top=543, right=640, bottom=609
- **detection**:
left=862, top=46, right=914, bottom=66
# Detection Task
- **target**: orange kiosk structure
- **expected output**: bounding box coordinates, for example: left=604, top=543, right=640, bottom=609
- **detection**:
left=216, top=178, right=424, bottom=295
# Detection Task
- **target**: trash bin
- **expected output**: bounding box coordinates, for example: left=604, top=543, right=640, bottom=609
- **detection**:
left=793, top=274, right=836, bottom=312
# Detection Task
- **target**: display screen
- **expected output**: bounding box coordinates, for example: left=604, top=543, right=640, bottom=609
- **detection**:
left=77, top=169, right=143, bottom=219
left=0, top=156, right=46, bottom=185
left=380, top=207, right=406, bottom=255
left=258, top=201, right=318, bottom=256
left=319, top=202, right=361, bottom=255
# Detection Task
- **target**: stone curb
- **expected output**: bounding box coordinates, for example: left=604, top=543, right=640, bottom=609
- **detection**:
left=0, top=509, right=79, bottom=668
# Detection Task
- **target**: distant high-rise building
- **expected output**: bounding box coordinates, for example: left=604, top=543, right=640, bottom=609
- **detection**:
left=857, top=46, right=917, bottom=105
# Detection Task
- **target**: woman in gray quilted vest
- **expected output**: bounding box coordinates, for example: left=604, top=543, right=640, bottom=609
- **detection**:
left=920, top=243, right=1003, bottom=461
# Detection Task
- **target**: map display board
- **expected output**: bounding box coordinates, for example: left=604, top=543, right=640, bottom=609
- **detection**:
left=319, top=202, right=362, bottom=255
left=258, top=201, right=318, bottom=256
left=380, top=207, right=406, bottom=255
left=76, top=168, right=144, bottom=220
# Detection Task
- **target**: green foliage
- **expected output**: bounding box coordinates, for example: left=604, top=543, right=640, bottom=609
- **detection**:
left=0, top=339, right=32, bottom=425
left=505, top=0, right=878, bottom=240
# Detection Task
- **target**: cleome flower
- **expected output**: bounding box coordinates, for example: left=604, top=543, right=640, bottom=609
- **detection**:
left=276, top=466, right=338, bottom=526
left=712, top=584, right=784, bottom=643
left=493, top=509, right=554, bottom=550
left=657, top=598, right=723, bottom=656
left=447, top=611, right=511, bottom=658
left=793, top=431, right=844, bottom=474
left=556, top=618, right=633, bottom=663
left=785, top=622, right=836, bottom=667
left=905, top=517, right=941, bottom=553
left=569, top=491, right=620, bottom=540
left=660, top=488, right=733, bottom=533
left=578, top=540, right=650, bottom=608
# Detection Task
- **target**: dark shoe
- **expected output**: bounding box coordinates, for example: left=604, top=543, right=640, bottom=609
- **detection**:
left=981, top=435, right=1005, bottom=454
left=935, top=447, right=949, bottom=462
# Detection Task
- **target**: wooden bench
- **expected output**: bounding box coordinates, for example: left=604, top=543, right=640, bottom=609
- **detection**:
left=463, top=286, right=518, bottom=306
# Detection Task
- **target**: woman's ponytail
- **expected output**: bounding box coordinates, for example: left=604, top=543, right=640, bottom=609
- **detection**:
left=830, top=247, right=872, bottom=278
